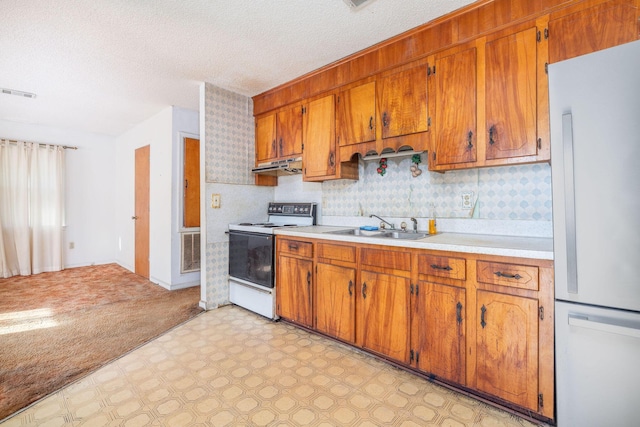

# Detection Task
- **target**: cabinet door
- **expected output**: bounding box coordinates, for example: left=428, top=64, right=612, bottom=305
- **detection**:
left=378, top=66, right=428, bottom=139
left=414, top=282, right=466, bottom=385
left=303, top=95, right=336, bottom=179
left=276, top=256, right=313, bottom=327
left=549, top=0, right=638, bottom=63
left=432, top=47, right=477, bottom=166
left=337, top=81, right=376, bottom=146
left=476, top=290, right=539, bottom=411
left=485, top=27, right=538, bottom=160
left=256, top=114, right=277, bottom=164
left=316, top=263, right=356, bottom=343
left=359, top=270, right=411, bottom=363
left=276, top=105, right=303, bottom=159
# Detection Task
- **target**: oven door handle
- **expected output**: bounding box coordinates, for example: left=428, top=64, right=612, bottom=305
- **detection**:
left=227, top=230, right=273, bottom=240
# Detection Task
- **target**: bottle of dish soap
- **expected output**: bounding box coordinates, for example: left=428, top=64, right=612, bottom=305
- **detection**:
left=428, top=204, right=437, bottom=235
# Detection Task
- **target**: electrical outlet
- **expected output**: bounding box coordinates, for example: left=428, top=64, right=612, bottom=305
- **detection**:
left=211, top=193, right=221, bottom=209
left=461, top=192, right=474, bottom=209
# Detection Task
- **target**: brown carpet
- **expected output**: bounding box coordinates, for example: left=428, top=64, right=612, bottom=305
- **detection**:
left=0, top=263, right=203, bottom=421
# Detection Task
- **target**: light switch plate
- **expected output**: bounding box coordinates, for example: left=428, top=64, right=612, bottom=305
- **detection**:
left=212, top=193, right=221, bottom=209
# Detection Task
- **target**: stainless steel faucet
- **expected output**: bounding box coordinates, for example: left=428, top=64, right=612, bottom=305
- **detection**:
left=410, top=217, right=418, bottom=232
left=370, top=214, right=395, bottom=230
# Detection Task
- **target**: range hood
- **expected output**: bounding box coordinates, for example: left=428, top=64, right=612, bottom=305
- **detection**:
left=252, top=158, right=303, bottom=176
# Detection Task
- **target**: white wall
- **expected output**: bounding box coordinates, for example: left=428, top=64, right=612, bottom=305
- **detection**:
left=0, top=119, right=117, bottom=267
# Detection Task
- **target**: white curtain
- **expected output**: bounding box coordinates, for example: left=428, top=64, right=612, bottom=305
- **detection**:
left=0, top=140, right=65, bottom=278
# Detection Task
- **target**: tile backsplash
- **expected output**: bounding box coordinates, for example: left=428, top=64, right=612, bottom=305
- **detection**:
left=322, top=153, right=552, bottom=221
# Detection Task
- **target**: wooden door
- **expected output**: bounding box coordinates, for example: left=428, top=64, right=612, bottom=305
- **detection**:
left=256, top=114, right=277, bottom=164
left=303, top=95, right=335, bottom=180
left=378, top=65, right=428, bottom=139
left=476, top=290, right=539, bottom=411
left=359, top=270, right=411, bottom=363
left=134, top=145, right=150, bottom=278
left=276, top=256, right=313, bottom=327
left=337, top=81, right=376, bottom=146
left=548, top=0, right=638, bottom=63
left=276, top=105, right=303, bottom=159
left=432, top=46, right=477, bottom=166
left=183, top=137, right=200, bottom=228
left=485, top=28, right=538, bottom=160
left=316, top=263, right=356, bottom=342
left=414, top=282, right=466, bottom=385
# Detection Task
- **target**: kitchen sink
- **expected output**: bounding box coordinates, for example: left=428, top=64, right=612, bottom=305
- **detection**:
left=326, top=228, right=430, bottom=240
left=386, top=231, right=429, bottom=240
left=327, top=228, right=388, bottom=237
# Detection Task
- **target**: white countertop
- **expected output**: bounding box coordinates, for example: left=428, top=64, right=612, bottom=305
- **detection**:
left=274, top=226, right=554, bottom=260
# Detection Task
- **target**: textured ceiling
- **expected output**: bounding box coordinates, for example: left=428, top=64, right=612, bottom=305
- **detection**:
left=0, top=0, right=474, bottom=137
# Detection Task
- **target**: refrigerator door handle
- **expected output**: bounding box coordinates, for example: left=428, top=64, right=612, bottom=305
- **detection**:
left=569, top=313, right=640, bottom=339
left=562, top=113, right=579, bottom=294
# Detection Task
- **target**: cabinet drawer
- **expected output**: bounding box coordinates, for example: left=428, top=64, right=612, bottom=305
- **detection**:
left=418, top=254, right=466, bottom=281
left=279, top=239, right=313, bottom=258
left=477, top=261, right=539, bottom=291
left=318, top=243, right=356, bottom=263
left=360, top=248, right=411, bottom=271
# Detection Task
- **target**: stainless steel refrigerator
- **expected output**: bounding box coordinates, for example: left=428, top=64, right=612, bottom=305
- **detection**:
left=550, top=39, right=640, bottom=427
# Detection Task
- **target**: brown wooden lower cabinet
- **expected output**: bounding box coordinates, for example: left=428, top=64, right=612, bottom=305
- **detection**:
left=315, top=262, right=356, bottom=342
left=358, top=270, right=411, bottom=363
left=475, top=290, right=540, bottom=412
left=413, top=281, right=466, bottom=385
left=275, top=236, right=554, bottom=423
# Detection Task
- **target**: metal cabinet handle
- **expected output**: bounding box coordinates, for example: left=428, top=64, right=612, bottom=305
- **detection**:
left=456, top=302, right=463, bottom=324
left=488, top=125, right=496, bottom=145
left=480, top=305, right=487, bottom=329
left=279, top=138, right=283, bottom=155
left=369, top=116, right=374, bottom=130
left=382, top=112, right=389, bottom=127
left=131, top=216, right=138, bottom=220
left=467, top=130, right=473, bottom=149
left=362, top=282, right=367, bottom=299
left=348, top=280, right=353, bottom=296
left=329, top=152, right=335, bottom=167
left=494, top=271, right=522, bottom=280
left=307, top=271, right=312, bottom=307
left=430, top=264, right=452, bottom=271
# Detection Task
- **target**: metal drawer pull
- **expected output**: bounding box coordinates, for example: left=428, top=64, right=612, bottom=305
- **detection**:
left=348, top=280, right=353, bottom=296
left=288, top=244, right=299, bottom=251
left=480, top=305, right=487, bottom=328
left=430, top=264, right=452, bottom=271
left=362, top=282, right=367, bottom=299
left=456, top=302, right=463, bottom=324
left=494, top=271, right=522, bottom=280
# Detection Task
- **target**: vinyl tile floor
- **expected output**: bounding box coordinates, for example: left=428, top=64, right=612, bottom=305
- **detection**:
left=1, top=305, right=542, bottom=426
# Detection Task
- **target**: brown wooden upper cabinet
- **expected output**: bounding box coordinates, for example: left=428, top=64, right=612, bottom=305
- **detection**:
left=378, top=65, right=429, bottom=140
left=303, top=95, right=337, bottom=180
left=429, top=21, right=550, bottom=171
left=336, top=81, right=376, bottom=147
left=485, top=26, right=539, bottom=161
left=548, top=0, right=639, bottom=63
left=255, top=104, right=303, bottom=165
left=430, top=43, right=478, bottom=167
left=303, top=94, right=359, bottom=182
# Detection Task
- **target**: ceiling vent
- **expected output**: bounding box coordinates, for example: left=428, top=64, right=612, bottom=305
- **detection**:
left=343, top=0, right=374, bottom=9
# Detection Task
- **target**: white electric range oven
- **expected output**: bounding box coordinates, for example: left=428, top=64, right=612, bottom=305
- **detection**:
left=227, top=202, right=317, bottom=319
